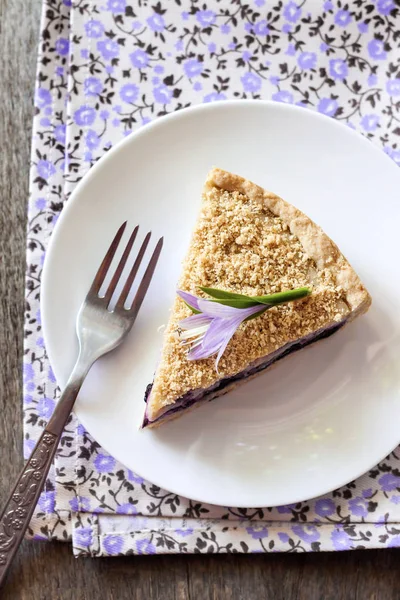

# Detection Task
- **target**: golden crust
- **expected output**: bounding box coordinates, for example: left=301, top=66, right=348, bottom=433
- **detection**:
left=144, top=168, right=371, bottom=424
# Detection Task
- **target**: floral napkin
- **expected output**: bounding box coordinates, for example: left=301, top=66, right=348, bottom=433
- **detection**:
left=24, top=0, right=400, bottom=557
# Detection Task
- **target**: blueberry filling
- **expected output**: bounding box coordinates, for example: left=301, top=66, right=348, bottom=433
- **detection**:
left=142, top=319, right=346, bottom=427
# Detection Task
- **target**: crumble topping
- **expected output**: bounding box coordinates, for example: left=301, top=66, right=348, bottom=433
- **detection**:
left=148, top=181, right=354, bottom=413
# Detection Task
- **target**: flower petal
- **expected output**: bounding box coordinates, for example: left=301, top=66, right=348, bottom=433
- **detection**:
left=188, top=316, right=242, bottom=360
left=198, top=299, right=263, bottom=319
left=177, top=290, right=200, bottom=312
left=179, top=314, right=211, bottom=330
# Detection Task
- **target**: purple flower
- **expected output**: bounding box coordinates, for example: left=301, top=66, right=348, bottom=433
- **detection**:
left=184, top=58, right=203, bottom=78
left=245, top=22, right=253, bottom=32
left=358, top=22, right=368, bottom=33
left=282, top=23, right=291, bottom=33
left=38, top=491, right=55, bottom=513
left=147, top=13, right=165, bottom=32
left=220, top=24, right=230, bottom=34
left=361, top=114, right=379, bottom=132
left=85, top=129, right=100, bottom=150
left=378, top=472, right=400, bottom=492
left=69, top=496, right=91, bottom=512
left=368, top=39, right=387, bottom=60
left=74, top=105, right=96, bottom=126
left=317, top=97, right=338, bottom=117
left=196, top=9, right=216, bottom=27
left=103, top=534, right=124, bottom=555
left=54, top=124, right=66, bottom=144
left=23, top=363, right=34, bottom=382
left=106, top=0, right=126, bottom=13
left=331, top=528, right=351, bottom=550
left=97, top=39, right=119, bottom=60
left=284, top=2, right=301, bottom=22
left=320, top=42, right=328, bottom=52
left=76, top=527, right=93, bottom=548
left=278, top=532, right=290, bottom=543
left=84, top=77, right=102, bottom=97
left=362, top=488, right=373, bottom=499
left=368, top=74, right=378, bottom=86
left=324, top=0, right=333, bottom=9
left=272, top=90, right=294, bottom=103
left=246, top=526, right=268, bottom=540
left=35, top=88, right=52, bottom=108
left=193, top=81, right=202, bottom=91
left=100, top=109, right=110, bottom=120
left=94, top=453, right=116, bottom=473
left=269, top=75, right=279, bottom=85
left=241, top=72, right=262, bottom=93
left=116, top=503, right=138, bottom=515
left=136, top=538, right=156, bottom=554
left=153, top=85, right=172, bottom=104
left=181, top=11, right=189, bottom=20
left=120, top=83, right=139, bottom=103
left=35, top=198, right=46, bottom=210
left=203, top=92, right=227, bottom=103
left=127, top=469, right=144, bottom=483
left=292, top=525, right=320, bottom=543
left=48, top=366, right=56, bottom=382
left=335, top=9, right=352, bottom=27
left=55, top=38, right=69, bottom=56
left=286, top=44, right=296, bottom=56
left=177, top=290, right=266, bottom=368
left=85, top=20, right=104, bottom=38
left=129, top=49, right=149, bottom=69
left=254, top=20, right=269, bottom=36
left=329, top=58, right=348, bottom=80
left=175, top=528, right=194, bottom=537
left=154, top=64, right=164, bottom=74
left=315, top=498, right=336, bottom=517
left=348, top=496, right=369, bottom=518
left=37, top=159, right=56, bottom=179
left=242, top=51, right=252, bottom=62
left=390, top=495, right=400, bottom=505
left=388, top=535, right=400, bottom=548
left=377, top=0, right=395, bottom=15
left=37, top=397, right=55, bottom=419
left=297, top=52, right=317, bottom=70
left=24, top=438, right=35, bottom=459
left=386, top=78, right=400, bottom=96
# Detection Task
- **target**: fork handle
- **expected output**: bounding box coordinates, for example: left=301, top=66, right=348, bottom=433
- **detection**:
left=0, top=363, right=88, bottom=587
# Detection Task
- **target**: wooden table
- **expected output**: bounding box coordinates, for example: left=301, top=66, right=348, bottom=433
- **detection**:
left=0, top=0, right=399, bottom=597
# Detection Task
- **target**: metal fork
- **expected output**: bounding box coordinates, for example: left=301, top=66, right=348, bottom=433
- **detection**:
left=0, top=222, right=163, bottom=585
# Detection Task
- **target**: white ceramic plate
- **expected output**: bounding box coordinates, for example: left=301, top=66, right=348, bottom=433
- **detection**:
left=42, top=100, right=400, bottom=507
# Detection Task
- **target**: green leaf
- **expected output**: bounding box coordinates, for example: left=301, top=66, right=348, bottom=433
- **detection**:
left=209, top=298, right=261, bottom=308
left=199, top=286, right=250, bottom=300
left=253, top=287, right=311, bottom=305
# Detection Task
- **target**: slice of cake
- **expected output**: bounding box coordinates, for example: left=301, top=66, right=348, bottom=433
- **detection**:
left=142, top=168, right=371, bottom=428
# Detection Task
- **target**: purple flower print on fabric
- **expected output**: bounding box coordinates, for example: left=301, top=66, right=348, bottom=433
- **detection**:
left=153, top=85, right=172, bottom=104
left=69, top=496, right=91, bottom=512
left=85, top=19, right=104, bottom=38
left=315, top=498, right=336, bottom=517
left=334, top=9, right=351, bottom=27
left=74, top=105, right=96, bottom=126
left=284, top=2, right=301, bottom=22
left=147, top=13, right=166, bottom=32
left=103, top=535, right=124, bottom=555
left=379, top=473, right=400, bottom=492
left=329, top=59, right=348, bottom=80
left=317, top=97, right=338, bottom=116
left=97, top=39, right=119, bottom=60
left=37, top=397, right=55, bottom=419
left=386, top=79, right=400, bottom=96
left=130, top=49, right=149, bottom=69
left=246, top=526, right=269, bottom=540
left=241, top=72, right=262, bottom=93
left=76, top=527, right=93, bottom=548
left=196, top=10, right=216, bottom=27
left=291, top=525, right=320, bottom=543
left=37, top=491, right=55, bottom=514
left=184, top=58, right=204, bottom=78
left=297, top=52, right=317, bottom=69
left=94, top=454, right=116, bottom=473
left=368, top=39, right=387, bottom=60
left=119, top=83, right=139, bottom=103
left=136, top=538, right=156, bottom=554
left=331, top=529, right=352, bottom=551
left=106, top=0, right=126, bottom=14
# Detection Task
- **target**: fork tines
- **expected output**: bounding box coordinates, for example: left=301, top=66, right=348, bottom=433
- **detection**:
left=90, top=222, right=163, bottom=312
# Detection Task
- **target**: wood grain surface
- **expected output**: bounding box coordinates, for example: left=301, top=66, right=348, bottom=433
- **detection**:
left=0, top=0, right=399, bottom=598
